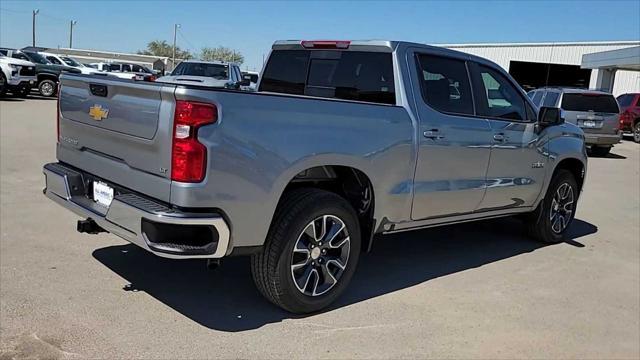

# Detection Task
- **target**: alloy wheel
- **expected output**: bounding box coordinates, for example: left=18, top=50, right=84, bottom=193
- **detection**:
left=634, top=123, right=640, bottom=143
left=549, top=182, right=574, bottom=234
left=290, top=215, right=350, bottom=297
left=40, top=82, right=54, bottom=96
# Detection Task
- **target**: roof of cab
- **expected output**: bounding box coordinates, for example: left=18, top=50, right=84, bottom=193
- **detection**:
left=271, top=40, right=497, bottom=64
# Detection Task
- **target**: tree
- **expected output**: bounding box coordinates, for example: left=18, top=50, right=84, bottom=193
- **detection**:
left=199, top=46, right=244, bottom=65
left=137, top=40, right=192, bottom=60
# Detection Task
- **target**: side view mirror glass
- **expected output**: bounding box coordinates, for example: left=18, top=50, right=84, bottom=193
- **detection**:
left=538, top=106, right=564, bottom=127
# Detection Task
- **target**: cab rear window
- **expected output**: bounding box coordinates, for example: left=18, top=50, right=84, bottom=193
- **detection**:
left=561, top=93, right=619, bottom=113
left=260, top=50, right=395, bottom=105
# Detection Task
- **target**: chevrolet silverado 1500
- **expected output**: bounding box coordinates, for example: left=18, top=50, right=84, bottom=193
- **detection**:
left=44, top=40, right=587, bottom=313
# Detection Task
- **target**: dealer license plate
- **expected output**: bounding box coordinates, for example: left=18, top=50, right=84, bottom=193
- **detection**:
left=93, top=181, right=114, bottom=207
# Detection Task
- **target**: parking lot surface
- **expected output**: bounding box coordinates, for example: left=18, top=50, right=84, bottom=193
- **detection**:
left=1, top=98, right=639, bottom=359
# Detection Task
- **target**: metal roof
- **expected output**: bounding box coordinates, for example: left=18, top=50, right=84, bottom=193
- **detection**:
left=439, top=40, right=640, bottom=48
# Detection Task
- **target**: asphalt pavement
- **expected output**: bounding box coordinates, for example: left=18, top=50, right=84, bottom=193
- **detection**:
left=1, top=97, right=638, bottom=359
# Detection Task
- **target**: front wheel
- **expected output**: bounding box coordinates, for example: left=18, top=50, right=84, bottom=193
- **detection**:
left=251, top=188, right=361, bottom=313
left=38, top=79, right=57, bottom=97
left=525, top=169, right=578, bottom=243
left=634, top=122, right=640, bottom=143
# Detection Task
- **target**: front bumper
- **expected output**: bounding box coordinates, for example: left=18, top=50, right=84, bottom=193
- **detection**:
left=584, top=133, right=621, bottom=146
left=43, top=162, right=231, bottom=259
left=7, top=76, right=36, bottom=87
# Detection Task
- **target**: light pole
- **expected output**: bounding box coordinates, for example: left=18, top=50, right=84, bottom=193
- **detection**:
left=69, top=20, right=77, bottom=48
left=32, top=9, right=39, bottom=47
left=172, top=24, right=180, bottom=69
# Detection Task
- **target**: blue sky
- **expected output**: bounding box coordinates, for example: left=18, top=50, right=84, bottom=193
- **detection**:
left=1, top=0, right=639, bottom=70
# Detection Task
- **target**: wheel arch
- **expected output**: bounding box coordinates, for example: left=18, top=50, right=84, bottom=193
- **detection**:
left=36, top=73, right=58, bottom=83
left=274, top=162, right=377, bottom=252
left=552, top=157, right=586, bottom=195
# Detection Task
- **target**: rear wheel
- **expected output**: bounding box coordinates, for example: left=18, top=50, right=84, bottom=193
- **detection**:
left=251, top=188, right=361, bottom=314
left=38, top=79, right=57, bottom=97
left=589, top=145, right=611, bottom=157
left=634, top=122, right=640, bottom=143
left=525, top=169, right=578, bottom=243
left=0, top=72, right=6, bottom=97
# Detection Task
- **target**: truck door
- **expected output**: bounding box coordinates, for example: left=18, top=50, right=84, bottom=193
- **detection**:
left=468, top=62, right=547, bottom=211
left=409, top=50, right=493, bottom=220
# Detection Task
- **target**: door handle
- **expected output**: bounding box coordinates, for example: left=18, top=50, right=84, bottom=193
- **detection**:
left=424, top=129, right=444, bottom=140
left=493, top=133, right=506, bottom=142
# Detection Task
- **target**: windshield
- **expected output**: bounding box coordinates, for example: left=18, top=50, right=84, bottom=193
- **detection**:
left=561, top=93, right=619, bottom=113
left=62, top=57, right=81, bottom=67
left=24, top=51, right=50, bottom=64
left=173, top=62, right=229, bottom=79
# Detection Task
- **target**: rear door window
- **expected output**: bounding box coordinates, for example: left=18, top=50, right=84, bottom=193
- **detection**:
left=415, top=54, right=474, bottom=115
left=542, top=92, right=559, bottom=107
left=561, top=93, right=619, bottom=113
left=260, top=50, right=395, bottom=105
left=532, top=91, right=544, bottom=106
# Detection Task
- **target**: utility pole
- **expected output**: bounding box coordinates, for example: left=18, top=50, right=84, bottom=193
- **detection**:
left=32, top=9, right=39, bottom=47
left=172, top=24, right=180, bottom=69
left=69, top=20, right=77, bottom=48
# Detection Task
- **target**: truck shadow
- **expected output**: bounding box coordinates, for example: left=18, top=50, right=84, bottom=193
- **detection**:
left=92, top=217, right=597, bottom=332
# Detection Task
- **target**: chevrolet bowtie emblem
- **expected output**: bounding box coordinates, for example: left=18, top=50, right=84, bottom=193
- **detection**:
left=89, top=104, right=109, bottom=121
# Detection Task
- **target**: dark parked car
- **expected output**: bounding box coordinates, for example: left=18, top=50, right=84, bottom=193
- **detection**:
left=0, top=48, right=80, bottom=97
left=617, top=93, right=640, bottom=143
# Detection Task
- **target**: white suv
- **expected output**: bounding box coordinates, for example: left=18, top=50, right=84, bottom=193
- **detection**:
left=0, top=54, right=37, bottom=97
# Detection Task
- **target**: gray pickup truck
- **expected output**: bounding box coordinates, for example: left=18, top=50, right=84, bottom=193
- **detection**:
left=44, top=40, right=587, bottom=313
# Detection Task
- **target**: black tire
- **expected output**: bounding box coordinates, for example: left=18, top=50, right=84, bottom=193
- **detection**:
left=38, top=79, right=57, bottom=97
left=16, top=86, right=30, bottom=98
left=251, top=188, right=361, bottom=314
left=633, top=121, right=640, bottom=144
left=525, top=169, right=578, bottom=243
left=589, top=145, right=611, bottom=157
left=0, top=72, right=7, bottom=97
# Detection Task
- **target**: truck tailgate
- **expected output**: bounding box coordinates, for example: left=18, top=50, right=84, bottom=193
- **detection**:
left=58, top=74, right=177, bottom=202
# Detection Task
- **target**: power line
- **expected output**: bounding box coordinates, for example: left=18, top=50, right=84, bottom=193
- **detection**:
left=177, top=28, right=199, bottom=53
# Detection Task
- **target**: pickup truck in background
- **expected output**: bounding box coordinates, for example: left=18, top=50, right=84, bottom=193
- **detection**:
left=0, top=54, right=36, bottom=97
left=43, top=40, right=587, bottom=313
left=0, top=48, right=81, bottom=97
left=156, top=60, right=248, bottom=89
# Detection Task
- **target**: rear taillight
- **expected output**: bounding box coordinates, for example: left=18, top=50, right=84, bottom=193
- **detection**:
left=620, top=111, right=631, bottom=124
left=301, top=40, right=350, bottom=49
left=171, top=100, right=217, bottom=182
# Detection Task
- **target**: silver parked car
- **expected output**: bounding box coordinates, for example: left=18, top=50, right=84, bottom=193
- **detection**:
left=45, top=40, right=587, bottom=313
left=528, top=87, right=621, bottom=156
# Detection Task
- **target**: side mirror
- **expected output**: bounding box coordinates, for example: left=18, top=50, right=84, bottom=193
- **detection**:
left=538, top=106, right=564, bottom=128
left=239, top=76, right=251, bottom=87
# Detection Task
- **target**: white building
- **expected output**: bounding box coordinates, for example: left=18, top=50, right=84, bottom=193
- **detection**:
left=44, top=47, right=170, bottom=72
left=442, top=41, right=640, bottom=96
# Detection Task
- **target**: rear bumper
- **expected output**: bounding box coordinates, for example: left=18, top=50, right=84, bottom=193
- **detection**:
left=43, top=162, right=231, bottom=259
left=584, top=133, right=621, bottom=146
